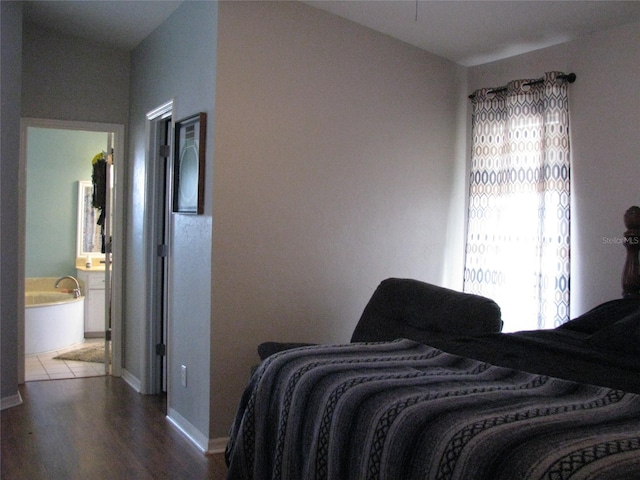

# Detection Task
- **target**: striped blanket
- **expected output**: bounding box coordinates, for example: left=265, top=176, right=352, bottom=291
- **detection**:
left=226, top=339, right=640, bottom=479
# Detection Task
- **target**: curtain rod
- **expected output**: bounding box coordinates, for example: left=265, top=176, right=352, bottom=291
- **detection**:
left=468, top=73, right=576, bottom=100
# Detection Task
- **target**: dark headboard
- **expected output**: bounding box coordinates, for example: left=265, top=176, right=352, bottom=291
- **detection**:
left=622, top=206, right=640, bottom=297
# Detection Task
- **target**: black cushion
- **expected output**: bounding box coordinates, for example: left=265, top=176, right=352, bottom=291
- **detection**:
left=258, top=278, right=502, bottom=360
left=558, top=297, right=640, bottom=334
left=350, top=278, right=502, bottom=343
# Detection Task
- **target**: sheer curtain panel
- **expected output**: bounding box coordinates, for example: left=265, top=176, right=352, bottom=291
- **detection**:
left=464, top=72, right=571, bottom=332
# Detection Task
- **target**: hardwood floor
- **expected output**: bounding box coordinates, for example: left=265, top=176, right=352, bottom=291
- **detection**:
left=1, top=376, right=228, bottom=479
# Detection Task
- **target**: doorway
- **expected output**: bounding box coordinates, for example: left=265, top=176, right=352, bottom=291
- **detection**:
left=146, top=101, right=173, bottom=395
left=19, top=118, right=125, bottom=383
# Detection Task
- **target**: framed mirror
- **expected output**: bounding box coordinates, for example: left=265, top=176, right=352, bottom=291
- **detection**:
left=77, top=180, right=103, bottom=257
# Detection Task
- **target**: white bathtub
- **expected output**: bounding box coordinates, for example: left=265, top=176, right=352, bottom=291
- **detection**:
left=25, top=277, right=85, bottom=355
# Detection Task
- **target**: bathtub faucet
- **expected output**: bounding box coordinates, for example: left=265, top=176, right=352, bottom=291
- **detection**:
left=55, top=276, right=81, bottom=298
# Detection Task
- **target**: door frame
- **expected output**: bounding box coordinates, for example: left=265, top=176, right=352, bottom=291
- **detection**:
left=19, top=117, right=125, bottom=381
left=144, top=100, right=174, bottom=395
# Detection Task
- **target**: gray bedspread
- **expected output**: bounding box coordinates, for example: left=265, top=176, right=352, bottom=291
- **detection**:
left=226, top=339, right=640, bottom=479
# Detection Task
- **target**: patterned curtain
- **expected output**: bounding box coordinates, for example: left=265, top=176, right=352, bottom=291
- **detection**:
left=464, top=72, right=571, bottom=332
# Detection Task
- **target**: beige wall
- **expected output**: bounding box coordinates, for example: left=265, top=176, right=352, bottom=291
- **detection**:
left=468, top=20, right=640, bottom=316
left=211, top=1, right=464, bottom=437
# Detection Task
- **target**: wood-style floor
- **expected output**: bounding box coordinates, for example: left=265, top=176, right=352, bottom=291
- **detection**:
left=1, top=376, right=228, bottom=479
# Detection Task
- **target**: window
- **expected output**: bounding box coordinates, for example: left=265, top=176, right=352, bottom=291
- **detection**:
left=464, top=72, right=571, bottom=332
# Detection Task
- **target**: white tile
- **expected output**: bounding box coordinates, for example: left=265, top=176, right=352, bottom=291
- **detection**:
left=25, top=344, right=108, bottom=381
left=42, top=364, right=72, bottom=374
left=74, top=371, right=102, bottom=378
left=26, top=366, right=47, bottom=376
left=40, top=358, right=66, bottom=366
left=37, top=353, right=61, bottom=362
left=64, top=360, right=91, bottom=368
left=25, top=359, right=44, bottom=368
left=68, top=366, right=97, bottom=375
left=86, top=362, right=105, bottom=368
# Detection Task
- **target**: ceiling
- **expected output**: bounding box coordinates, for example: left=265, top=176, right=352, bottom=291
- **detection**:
left=22, top=1, right=184, bottom=51
left=307, top=1, right=640, bottom=66
left=22, top=1, right=640, bottom=66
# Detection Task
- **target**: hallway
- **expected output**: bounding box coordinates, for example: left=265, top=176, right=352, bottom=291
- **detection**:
left=1, top=376, right=227, bottom=479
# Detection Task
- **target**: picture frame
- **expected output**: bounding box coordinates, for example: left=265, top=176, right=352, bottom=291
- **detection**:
left=173, top=112, right=206, bottom=214
left=77, top=180, right=103, bottom=257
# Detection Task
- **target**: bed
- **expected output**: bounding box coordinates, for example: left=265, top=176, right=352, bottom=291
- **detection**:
left=225, top=206, right=640, bottom=479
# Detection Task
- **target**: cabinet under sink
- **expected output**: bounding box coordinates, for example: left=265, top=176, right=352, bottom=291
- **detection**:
left=76, top=268, right=106, bottom=337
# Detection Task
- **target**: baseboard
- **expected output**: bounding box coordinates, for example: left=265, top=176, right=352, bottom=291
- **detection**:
left=208, top=437, right=229, bottom=454
left=1, top=391, right=23, bottom=410
left=166, top=408, right=209, bottom=453
left=121, top=368, right=141, bottom=392
left=165, top=408, right=228, bottom=454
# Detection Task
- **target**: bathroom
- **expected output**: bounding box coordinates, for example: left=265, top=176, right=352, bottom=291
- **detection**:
left=24, top=124, right=110, bottom=381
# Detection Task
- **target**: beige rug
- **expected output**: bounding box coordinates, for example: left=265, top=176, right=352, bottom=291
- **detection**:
left=54, top=343, right=106, bottom=363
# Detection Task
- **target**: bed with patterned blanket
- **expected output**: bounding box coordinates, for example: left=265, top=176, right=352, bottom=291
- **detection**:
left=226, top=207, right=640, bottom=479
left=226, top=337, right=640, bottom=479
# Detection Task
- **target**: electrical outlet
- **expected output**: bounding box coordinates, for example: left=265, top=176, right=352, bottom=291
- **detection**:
left=180, top=364, right=187, bottom=387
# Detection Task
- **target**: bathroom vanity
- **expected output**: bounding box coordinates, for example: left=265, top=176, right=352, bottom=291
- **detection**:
left=76, top=180, right=108, bottom=338
left=76, top=263, right=106, bottom=337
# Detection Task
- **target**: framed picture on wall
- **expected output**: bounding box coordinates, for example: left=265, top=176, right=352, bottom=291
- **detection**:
left=173, top=112, right=206, bottom=214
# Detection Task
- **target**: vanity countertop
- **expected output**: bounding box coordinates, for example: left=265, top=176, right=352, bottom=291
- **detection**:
left=76, top=265, right=106, bottom=272
left=75, top=257, right=107, bottom=271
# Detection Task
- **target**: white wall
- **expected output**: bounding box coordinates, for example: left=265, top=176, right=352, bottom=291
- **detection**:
left=211, top=1, right=463, bottom=437
left=468, top=20, right=640, bottom=316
